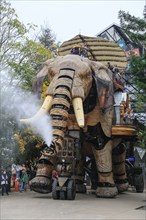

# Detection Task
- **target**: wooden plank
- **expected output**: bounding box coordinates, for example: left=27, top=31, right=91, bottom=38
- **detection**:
left=112, top=125, right=136, bottom=136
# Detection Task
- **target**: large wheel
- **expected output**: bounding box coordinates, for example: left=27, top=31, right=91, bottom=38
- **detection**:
left=52, top=178, right=60, bottom=199
left=59, top=190, right=67, bottom=200
left=67, top=179, right=76, bottom=200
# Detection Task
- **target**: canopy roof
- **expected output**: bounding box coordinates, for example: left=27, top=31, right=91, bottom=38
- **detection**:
left=59, top=34, right=128, bottom=70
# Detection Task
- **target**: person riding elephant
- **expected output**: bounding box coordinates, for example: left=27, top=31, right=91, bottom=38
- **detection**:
left=21, top=54, right=128, bottom=198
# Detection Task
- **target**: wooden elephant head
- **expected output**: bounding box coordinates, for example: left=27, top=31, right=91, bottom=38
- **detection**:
left=21, top=54, right=114, bottom=152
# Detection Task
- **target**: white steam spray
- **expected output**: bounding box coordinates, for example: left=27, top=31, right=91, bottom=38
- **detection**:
left=1, top=70, right=52, bottom=146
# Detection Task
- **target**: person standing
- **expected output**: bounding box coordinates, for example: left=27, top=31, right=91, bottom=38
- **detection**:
left=1, top=170, right=9, bottom=196
left=123, top=108, right=134, bottom=124
left=19, top=169, right=29, bottom=192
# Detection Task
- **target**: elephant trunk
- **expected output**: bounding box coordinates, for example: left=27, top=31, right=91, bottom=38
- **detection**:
left=49, top=68, right=85, bottom=153
left=49, top=69, right=74, bottom=153
left=50, top=90, right=71, bottom=152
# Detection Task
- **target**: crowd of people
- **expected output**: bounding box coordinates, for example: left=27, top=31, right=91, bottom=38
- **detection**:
left=0, top=163, right=36, bottom=196
left=0, top=163, right=59, bottom=196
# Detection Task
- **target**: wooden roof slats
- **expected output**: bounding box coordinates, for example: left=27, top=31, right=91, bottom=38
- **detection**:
left=59, top=35, right=128, bottom=70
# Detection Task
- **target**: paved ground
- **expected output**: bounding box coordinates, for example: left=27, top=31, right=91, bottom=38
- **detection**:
left=0, top=187, right=146, bottom=220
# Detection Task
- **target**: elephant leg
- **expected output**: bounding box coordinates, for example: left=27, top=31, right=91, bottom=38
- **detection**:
left=30, top=145, right=57, bottom=193
left=92, top=140, right=118, bottom=198
left=112, top=143, right=129, bottom=193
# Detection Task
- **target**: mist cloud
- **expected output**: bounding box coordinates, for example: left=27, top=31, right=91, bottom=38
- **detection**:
left=1, top=70, right=52, bottom=146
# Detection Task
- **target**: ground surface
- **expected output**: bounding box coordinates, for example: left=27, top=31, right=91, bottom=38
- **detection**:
left=0, top=187, right=146, bottom=220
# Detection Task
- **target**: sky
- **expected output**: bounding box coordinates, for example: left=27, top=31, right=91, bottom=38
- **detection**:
left=9, top=0, right=145, bottom=43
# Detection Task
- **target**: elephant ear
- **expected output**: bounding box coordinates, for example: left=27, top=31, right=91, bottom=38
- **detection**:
left=91, top=61, right=114, bottom=113
left=32, top=59, right=54, bottom=99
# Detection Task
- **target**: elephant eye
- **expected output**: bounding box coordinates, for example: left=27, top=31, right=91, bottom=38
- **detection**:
left=79, top=71, right=90, bottom=79
left=48, top=70, right=56, bottom=81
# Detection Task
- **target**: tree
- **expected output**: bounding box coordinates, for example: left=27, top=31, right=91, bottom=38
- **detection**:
left=0, top=0, right=52, bottom=90
left=130, top=54, right=146, bottom=111
left=0, top=0, right=53, bottom=169
left=37, top=24, right=60, bottom=58
left=118, top=10, right=146, bottom=46
left=118, top=10, right=146, bottom=109
left=14, top=128, right=42, bottom=165
left=0, top=0, right=29, bottom=70
left=38, top=24, right=56, bottom=49
left=118, top=9, right=146, bottom=148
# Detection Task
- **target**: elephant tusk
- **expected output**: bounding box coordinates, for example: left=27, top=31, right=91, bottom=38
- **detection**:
left=72, top=97, right=85, bottom=128
left=20, top=95, right=53, bottom=124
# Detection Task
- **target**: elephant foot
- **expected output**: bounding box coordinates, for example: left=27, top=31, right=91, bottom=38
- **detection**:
left=30, top=156, right=55, bottom=194
left=96, top=182, right=118, bottom=198
left=30, top=176, right=52, bottom=193
left=115, top=179, right=129, bottom=193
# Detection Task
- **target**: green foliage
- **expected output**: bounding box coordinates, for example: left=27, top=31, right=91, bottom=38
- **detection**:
left=137, top=128, right=146, bottom=149
left=118, top=9, right=146, bottom=111
left=9, top=39, right=52, bottom=90
left=130, top=54, right=146, bottom=111
left=1, top=0, right=30, bottom=68
left=37, top=24, right=61, bottom=58
left=118, top=9, right=146, bottom=149
left=118, top=10, right=146, bottom=45
left=0, top=118, right=18, bottom=169
left=1, top=0, right=52, bottom=90
left=144, top=5, right=146, bottom=19
left=38, top=24, right=56, bottom=49
left=14, top=129, right=42, bottom=165
left=0, top=0, right=55, bottom=168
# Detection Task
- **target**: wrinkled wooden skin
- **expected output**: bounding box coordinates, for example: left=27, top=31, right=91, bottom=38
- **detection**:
left=30, top=55, right=128, bottom=198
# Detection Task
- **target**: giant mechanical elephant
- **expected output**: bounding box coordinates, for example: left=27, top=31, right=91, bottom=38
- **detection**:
left=21, top=54, right=129, bottom=198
